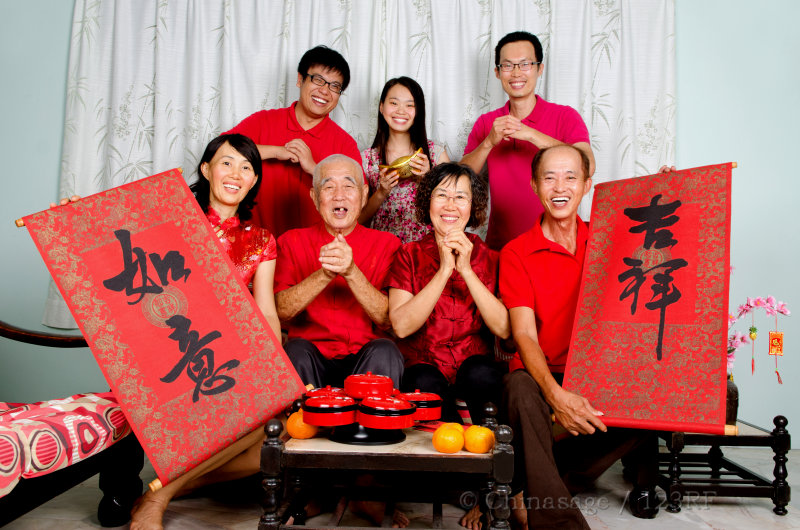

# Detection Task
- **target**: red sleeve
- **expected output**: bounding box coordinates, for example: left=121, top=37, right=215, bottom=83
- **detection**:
left=384, top=243, right=415, bottom=292
left=224, top=111, right=269, bottom=143
left=263, top=233, right=277, bottom=261
left=464, top=113, right=489, bottom=155
left=560, top=106, right=591, bottom=146
left=274, top=232, right=300, bottom=294
left=373, top=235, right=401, bottom=290
left=499, top=245, right=535, bottom=310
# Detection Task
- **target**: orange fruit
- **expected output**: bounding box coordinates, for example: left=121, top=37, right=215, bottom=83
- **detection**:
left=286, top=410, right=318, bottom=439
left=441, top=422, right=465, bottom=433
left=464, top=425, right=495, bottom=454
left=432, top=424, right=465, bottom=453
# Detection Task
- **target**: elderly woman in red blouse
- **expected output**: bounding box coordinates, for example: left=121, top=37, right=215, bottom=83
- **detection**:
left=386, top=162, right=510, bottom=423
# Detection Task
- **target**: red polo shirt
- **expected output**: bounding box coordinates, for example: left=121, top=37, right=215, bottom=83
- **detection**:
left=225, top=102, right=362, bottom=237
left=275, top=223, right=401, bottom=360
left=385, top=232, right=499, bottom=383
left=499, top=215, right=588, bottom=373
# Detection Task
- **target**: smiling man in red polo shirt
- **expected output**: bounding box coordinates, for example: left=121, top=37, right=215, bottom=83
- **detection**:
left=499, top=145, right=658, bottom=529
left=226, top=46, right=361, bottom=238
left=275, top=154, right=403, bottom=390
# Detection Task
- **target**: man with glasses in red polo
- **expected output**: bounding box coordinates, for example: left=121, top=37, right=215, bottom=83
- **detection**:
left=226, top=46, right=361, bottom=237
left=461, top=31, right=596, bottom=251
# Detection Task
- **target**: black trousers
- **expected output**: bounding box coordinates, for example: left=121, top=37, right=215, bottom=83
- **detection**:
left=285, top=337, right=404, bottom=389
left=400, top=355, right=506, bottom=424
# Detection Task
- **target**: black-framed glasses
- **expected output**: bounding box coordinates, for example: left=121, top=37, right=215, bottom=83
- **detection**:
left=496, top=61, right=541, bottom=72
left=305, top=73, right=344, bottom=95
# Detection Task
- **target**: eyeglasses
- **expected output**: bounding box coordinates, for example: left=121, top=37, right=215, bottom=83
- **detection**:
left=496, top=61, right=541, bottom=72
left=305, top=73, right=344, bottom=95
left=432, top=192, right=471, bottom=208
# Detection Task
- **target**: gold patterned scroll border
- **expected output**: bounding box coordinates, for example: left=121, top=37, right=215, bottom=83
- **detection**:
left=566, top=163, right=732, bottom=426
left=25, top=170, right=300, bottom=479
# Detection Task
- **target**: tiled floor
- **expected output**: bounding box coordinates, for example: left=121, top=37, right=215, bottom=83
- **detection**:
left=7, top=430, right=800, bottom=529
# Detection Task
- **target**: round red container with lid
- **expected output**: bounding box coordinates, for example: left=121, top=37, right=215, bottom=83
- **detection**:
left=303, top=385, right=346, bottom=402
left=344, top=372, right=394, bottom=400
left=302, top=395, right=357, bottom=427
left=357, top=396, right=416, bottom=430
left=397, top=390, right=442, bottom=421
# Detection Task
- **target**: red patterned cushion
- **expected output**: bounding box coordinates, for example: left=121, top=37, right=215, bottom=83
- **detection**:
left=0, top=392, right=130, bottom=497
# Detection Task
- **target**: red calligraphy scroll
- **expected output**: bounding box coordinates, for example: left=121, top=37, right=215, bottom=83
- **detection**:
left=563, top=163, right=733, bottom=435
left=22, top=169, right=304, bottom=485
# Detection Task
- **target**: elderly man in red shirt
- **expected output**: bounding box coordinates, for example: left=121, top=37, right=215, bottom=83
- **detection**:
left=275, top=154, right=403, bottom=389
left=499, top=145, right=658, bottom=529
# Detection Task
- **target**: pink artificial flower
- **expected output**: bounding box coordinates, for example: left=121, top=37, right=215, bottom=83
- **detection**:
left=776, top=301, right=791, bottom=316
left=766, top=295, right=777, bottom=307
left=737, top=303, right=752, bottom=318
left=727, top=331, right=749, bottom=352
left=728, top=313, right=737, bottom=329
left=748, top=296, right=767, bottom=308
left=727, top=349, right=735, bottom=373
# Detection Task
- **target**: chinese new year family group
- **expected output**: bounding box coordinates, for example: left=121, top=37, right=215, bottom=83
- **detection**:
left=126, top=31, right=664, bottom=530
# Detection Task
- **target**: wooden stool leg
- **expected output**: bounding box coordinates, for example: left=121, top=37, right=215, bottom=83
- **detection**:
left=771, top=415, right=790, bottom=516
left=666, top=433, right=684, bottom=513
left=260, top=419, right=284, bottom=530
left=489, top=425, right=513, bottom=530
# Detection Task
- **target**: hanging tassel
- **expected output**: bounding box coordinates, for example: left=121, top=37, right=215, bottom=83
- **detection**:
left=776, top=371, right=783, bottom=384
left=752, top=356, right=755, bottom=375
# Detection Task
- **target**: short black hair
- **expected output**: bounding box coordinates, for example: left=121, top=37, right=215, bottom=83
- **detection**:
left=415, top=163, right=489, bottom=229
left=190, top=134, right=262, bottom=222
left=494, top=31, right=543, bottom=65
left=531, top=145, right=591, bottom=182
left=297, top=45, right=351, bottom=91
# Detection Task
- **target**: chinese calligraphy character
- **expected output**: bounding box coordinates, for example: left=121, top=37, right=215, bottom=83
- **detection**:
left=619, top=257, right=688, bottom=360
left=618, top=195, right=688, bottom=361
left=622, top=194, right=681, bottom=249
left=162, top=315, right=240, bottom=402
left=103, top=229, right=191, bottom=304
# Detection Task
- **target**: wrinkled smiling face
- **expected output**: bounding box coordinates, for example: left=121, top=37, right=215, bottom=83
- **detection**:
left=429, top=175, right=472, bottom=238
left=311, top=160, right=368, bottom=234
left=532, top=146, right=592, bottom=222
left=200, top=142, right=258, bottom=213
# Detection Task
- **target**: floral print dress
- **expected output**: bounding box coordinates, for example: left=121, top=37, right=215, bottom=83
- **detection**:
left=362, top=140, right=445, bottom=244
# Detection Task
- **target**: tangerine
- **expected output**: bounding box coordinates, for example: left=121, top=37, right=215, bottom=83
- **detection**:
left=286, top=410, right=318, bottom=439
left=432, top=424, right=465, bottom=453
left=441, top=422, right=465, bottom=433
left=464, top=425, right=495, bottom=454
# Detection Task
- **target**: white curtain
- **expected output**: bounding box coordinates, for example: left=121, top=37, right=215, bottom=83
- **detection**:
left=47, top=0, right=675, bottom=326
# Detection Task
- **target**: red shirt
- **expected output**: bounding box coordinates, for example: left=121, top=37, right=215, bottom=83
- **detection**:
left=499, top=215, right=588, bottom=373
left=385, top=233, right=499, bottom=383
left=207, top=208, right=276, bottom=286
left=464, top=96, right=590, bottom=250
left=225, top=103, right=362, bottom=237
left=275, top=223, right=401, bottom=360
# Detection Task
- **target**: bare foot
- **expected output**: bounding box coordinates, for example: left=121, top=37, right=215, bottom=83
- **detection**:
left=459, top=504, right=482, bottom=529
left=130, top=491, right=168, bottom=530
left=460, top=491, right=528, bottom=530
left=349, top=500, right=409, bottom=528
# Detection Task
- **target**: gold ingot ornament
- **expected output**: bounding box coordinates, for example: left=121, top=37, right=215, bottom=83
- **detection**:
left=379, top=147, right=423, bottom=179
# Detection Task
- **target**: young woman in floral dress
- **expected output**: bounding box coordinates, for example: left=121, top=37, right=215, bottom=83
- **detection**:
left=359, top=76, right=450, bottom=243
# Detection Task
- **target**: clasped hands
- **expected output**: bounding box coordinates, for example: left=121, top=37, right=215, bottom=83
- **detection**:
left=487, top=114, right=536, bottom=146
left=276, top=138, right=315, bottom=174
left=437, top=229, right=474, bottom=277
left=318, top=233, right=356, bottom=278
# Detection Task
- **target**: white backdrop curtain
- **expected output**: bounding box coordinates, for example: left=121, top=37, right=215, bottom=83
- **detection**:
left=46, top=0, right=675, bottom=327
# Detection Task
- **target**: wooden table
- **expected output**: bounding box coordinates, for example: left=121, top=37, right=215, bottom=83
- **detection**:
left=258, top=419, right=514, bottom=529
